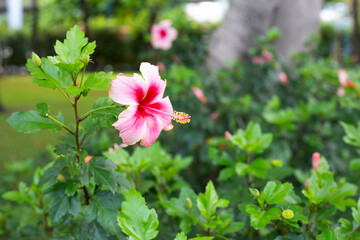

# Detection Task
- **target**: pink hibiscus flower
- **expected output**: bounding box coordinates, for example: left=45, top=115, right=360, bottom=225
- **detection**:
left=109, top=62, right=190, bottom=147
left=151, top=20, right=178, bottom=50
left=252, top=50, right=274, bottom=64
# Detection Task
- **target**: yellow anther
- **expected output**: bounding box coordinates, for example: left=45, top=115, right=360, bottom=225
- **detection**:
left=172, top=111, right=191, bottom=124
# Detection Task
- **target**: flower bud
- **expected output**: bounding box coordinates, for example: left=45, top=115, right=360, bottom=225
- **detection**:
left=249, top=188, right=260, bottom=198
left=282, top=209, right=294, bottom=219
left=57, top=174, right=64, bottom=181
left=312, top=152, right=321, bottom=171
left=185, top=197, right=192, bottom=210
left=85, top=155, right=93, bottom=164
left=32, top=52, right=42, bottom=67
left=81, top=53, right=90, bottom=64
left=271, top=159, right=283, bottom=167
left=224, top=131, right=232, bottom=141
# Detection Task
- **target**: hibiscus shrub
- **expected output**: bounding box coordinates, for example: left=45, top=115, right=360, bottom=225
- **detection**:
left=3, top=26, right=360, bottom=240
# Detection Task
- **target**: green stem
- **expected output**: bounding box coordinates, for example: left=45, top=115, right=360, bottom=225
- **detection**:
left=79, top=65, right=86, bottom=88
left=244, top=152, right=253, bottom=187
left=188, top=210, right=208, bottom=234
left=39, top=67, right=74, bottom=105
left=79, top=105, right=124, bottom=121
left=46, top=113, right=75, bottom=135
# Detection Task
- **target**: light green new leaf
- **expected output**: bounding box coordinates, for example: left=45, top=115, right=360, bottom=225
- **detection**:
left=174, top=232, right=187, bottom=240
left=118, top=189, right=159, bottom=240
left=26, top=58, right=72, bottom=89
left=263, top=181, right=293, bottom=205
left=197, top=181, right=229, bottom=220
left=316, top=228, right=338, bottom=240
left=7, top=109, right=64, bottom=134
left=352, top=198, right=360, bottom=224
left=54, top=25, right=89, bottom=64
left=84, top=72, right=112, bottom=91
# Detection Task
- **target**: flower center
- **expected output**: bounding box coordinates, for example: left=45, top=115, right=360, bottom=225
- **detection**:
left=160, top=29, right=167, bottom=38
left=172, top=111, right=191, bottom=124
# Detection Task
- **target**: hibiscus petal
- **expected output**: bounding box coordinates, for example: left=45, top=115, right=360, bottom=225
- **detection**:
left=160, top=20, right=172, bottom=28
left=113, top=106, right=146, bottom=145
left=140, top=62, right=166, bottom=104
left=167, top=28, right=178, bottom=41
left=109, top=73, right=146, bottom=105
left=140, top=114, right=163, bottom=148
left=145, top=96, right=173, bottom=128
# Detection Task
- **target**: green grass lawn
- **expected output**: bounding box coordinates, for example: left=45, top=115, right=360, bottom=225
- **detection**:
left=0, top=74, right=108, bottom=167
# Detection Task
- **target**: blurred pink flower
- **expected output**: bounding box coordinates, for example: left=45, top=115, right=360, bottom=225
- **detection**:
left=279, top=72, right=288, bottom=86
left=225, top=131, right=232, bottom=141
left=192, top=86, right=207, bottom=104
left=252, top=50, right=274, bottom=64
left=338, top=69, right=348, bottom=86
left=151, top=20, right=177, bottom=50
left=305, top=179, right=309, bottom=189
left=109, top=62, right=190, bottom=147
left=337, top=69, right=356, bottom=96
left=157, top=62, right=166, bottom=73
left=108, top=143, right=128, bottom=152
left=337, top=87, right=346, bottom=97
left=210, top=112, right=219, bottom=122
left=312, top=152, right=321, bottom=171
left=84, top=156, right=93, bottom=164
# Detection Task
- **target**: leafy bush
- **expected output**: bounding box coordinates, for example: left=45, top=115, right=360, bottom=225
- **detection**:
left=2, top=25, right=360, bottom=240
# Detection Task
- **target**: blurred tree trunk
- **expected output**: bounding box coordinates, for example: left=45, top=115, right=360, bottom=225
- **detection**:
left=81, top=0, right=89, bottom=37
left=207, top=0, right=323, bottom=70
left=352, top=0, right=360, bottom=63
left=31, top=0, right=39, bottom=53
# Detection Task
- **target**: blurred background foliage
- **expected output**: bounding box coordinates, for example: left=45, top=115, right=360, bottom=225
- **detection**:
left=2, top=0, right=360, bottom=238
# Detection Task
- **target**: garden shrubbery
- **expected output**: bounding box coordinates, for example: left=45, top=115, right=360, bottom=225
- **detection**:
left=2, top=21, right=360, bottom=240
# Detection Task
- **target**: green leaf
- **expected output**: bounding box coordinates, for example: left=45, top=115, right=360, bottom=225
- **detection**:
left=39, top=158, right=66, bottom=186
left=54, top=25, right=89, bottom=64
left=197, top=181, right=229, bottom=220
left=27, top=58, right=72, bottom=89
left=66, top=85, right=83, bottom=96
left=69, top=195, right=81, bottom=216
left=248, top=158, right=271, bottom=178
left=87, top=191, right=122, bottom=235
left=349, top=158, right=360, bottom=171
left=340, top=121, right=360, bottom=148
left=351, top=198, right=360, bottom=224
left=263, top=181, right=293, bottom=205
left=84, top=72, right=112, bottom=91
left=7, top=109, right=64, bottom=134
left=118, top=189, right=159, bottom=240
left=80, top=162, right=90, bottom=186
left=51, top=194, right=69, bottom=223
left=231, top=122, right=272, bottom=154
left=174, top=232, right=187, bottom=240
left=88, top=157, right=118, bottom=193
left=316, top=228, right=338, bottom=240
left=246, top=205, right=281, bottom=229
left=162, top=187, right=199, bottom=234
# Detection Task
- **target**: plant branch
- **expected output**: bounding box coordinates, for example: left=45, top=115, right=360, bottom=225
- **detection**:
left=79, top=105, right=124, bottom=122
left=46, top=113, right=75, bottom=135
